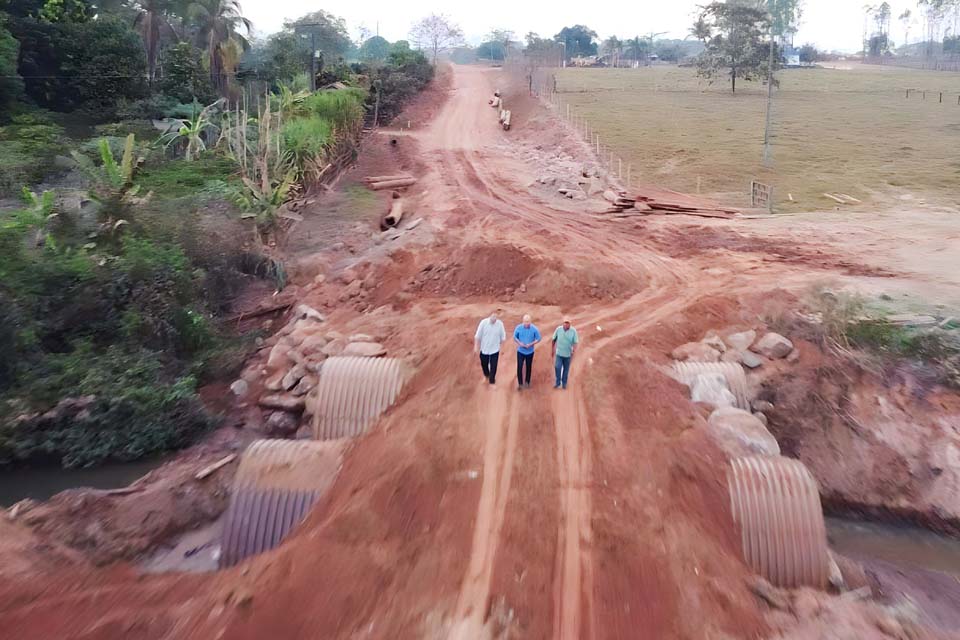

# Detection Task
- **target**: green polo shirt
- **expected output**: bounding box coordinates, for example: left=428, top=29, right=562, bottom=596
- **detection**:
left=552, top=326, right=579, bottom=357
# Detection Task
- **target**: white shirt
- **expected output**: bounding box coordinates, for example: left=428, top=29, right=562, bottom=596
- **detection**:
left=475, top=318, right=506, bottom=355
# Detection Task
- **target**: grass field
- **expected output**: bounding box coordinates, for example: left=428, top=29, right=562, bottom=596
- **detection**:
left=555, top=65, right=960, bottom=210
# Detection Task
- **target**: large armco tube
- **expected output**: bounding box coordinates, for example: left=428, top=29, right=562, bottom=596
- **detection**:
left=313, top=356, right=405, bottom=440
left=727, top=456, right=829, bottom=589
left=219, top=439, right=346, bottom=567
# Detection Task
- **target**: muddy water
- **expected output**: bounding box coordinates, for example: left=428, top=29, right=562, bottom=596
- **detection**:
left=825, top=516, right=960, bottom=576
left=0, top=459, right=166, bottom=507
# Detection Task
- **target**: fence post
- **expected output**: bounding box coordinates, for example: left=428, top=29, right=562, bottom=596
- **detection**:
left=595, top=134, right=600, bottom=156
left=940, top=92, right=943, bottom=103
left=618, top=157, right=623, bottom=180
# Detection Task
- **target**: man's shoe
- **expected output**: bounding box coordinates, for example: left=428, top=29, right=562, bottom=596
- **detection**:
left=553, top=384, right=561, bottom=389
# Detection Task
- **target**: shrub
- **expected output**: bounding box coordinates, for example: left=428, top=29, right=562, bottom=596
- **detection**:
left=115, top=94, right=184, bottom=121
left=137, top=155, right=238, bottom=197
left=0, top=344, right=216, bottom=467
left=282, top=116, right=332, bottom=161
left=302, top=88, right=366, bottom=128
left=0, top=117, right=65, bottom=196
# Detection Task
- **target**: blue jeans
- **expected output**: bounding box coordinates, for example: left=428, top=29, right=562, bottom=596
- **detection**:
left=554, top=355, right=571, bottom=388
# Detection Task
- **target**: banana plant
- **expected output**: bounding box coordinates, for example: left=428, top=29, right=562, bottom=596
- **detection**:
left=158, top=99, right=223, bottom=161
left=71, top=134, right=150, bottom=244
left=3, top=188, right=58, bottom=247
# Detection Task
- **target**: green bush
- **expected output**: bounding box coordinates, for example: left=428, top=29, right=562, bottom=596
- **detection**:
left=302, top=88, right=366, bottom=128
left=0, top=343, right=215, bottom=467
left=0, top=116, right=66, bottom=195
left=137, top=155, right=238, bottom=197
left=282, top=116, right=332, bottom=158
left=115, top=94, right=184, bottom=121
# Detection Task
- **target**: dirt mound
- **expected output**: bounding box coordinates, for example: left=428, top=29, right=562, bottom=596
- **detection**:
left=408, top=242, right=634, bottom=304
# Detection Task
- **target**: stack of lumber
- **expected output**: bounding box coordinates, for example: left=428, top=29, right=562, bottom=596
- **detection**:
left=364, top=174, right=417, bottom=191
left=596, top=184, right=739, bottom=220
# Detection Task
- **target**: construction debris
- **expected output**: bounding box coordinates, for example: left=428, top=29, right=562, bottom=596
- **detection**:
left=369, top=177, right=417, bottom=191
left=381, top=192, right=405, bottom=229
left=594, top=184, right=740, bottom=220
left=823, top=192, right=861, bottom=205
left=363, top=174, right=413, bottom=183
left=195, top=454, right=237, bottom=480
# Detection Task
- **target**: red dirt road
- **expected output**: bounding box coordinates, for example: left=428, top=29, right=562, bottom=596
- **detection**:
left=2, top=65, right=956, bottom=639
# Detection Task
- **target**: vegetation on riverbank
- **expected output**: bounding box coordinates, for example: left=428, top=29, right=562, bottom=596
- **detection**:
left=0, top=1, right=434, bottom=468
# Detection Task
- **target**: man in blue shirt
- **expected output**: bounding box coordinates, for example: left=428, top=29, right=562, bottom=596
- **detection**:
left=513, top=314, right=541, bottom=390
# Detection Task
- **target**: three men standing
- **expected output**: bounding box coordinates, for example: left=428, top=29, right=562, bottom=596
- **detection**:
left=513, top=314, right=541, bottom=390
left=551, top=317, right=579, bottom=390
left=474, top=311, right=506, bottom=384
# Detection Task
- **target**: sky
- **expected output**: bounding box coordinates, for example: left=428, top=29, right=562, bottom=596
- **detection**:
left=241, top=0, right=927, bottom=54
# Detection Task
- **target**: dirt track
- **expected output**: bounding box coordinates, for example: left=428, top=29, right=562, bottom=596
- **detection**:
left=2, top=65, right=959, bottom=639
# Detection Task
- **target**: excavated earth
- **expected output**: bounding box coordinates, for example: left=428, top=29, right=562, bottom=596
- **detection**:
left=1, top=65, right=960, bottom=639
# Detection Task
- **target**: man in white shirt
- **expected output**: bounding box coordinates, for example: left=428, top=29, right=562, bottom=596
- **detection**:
left=474, top=311, right=506, bottom=384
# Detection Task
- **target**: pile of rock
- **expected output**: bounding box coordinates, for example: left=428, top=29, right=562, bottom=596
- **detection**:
left=669, top=329, right=798, bottom=461
left=671, top=329, right=795, bottom=369
left=233, top=304, right=388, bottom=438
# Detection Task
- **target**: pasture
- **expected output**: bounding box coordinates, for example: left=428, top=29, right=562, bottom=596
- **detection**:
left=554, top=65, right=960, bottom=210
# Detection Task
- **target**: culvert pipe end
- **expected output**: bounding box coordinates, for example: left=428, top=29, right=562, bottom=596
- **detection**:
left=312, top=356, right=405, bottom=441
left=727, top=456, right=830, bottom=589
left=219, top=439, right=345, bottom=568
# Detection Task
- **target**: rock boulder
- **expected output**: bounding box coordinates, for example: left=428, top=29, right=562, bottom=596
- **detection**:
left=707, top=407, right=780, bottom=458
left=671, top=342, right=721, bottom=363
left=690, top=373, right=736, bottom=408
left=751, top=332, right=794, bottom=359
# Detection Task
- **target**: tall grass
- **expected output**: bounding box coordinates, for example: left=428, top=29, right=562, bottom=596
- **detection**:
left=282, top=116, right=332, bottom=172
left=303, top=88, right=366, bottom=129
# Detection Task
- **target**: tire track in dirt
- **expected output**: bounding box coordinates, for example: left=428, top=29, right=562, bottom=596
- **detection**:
left=551, top=383, right=595, bottom=640
left=450, top=383, right=520, bottom=638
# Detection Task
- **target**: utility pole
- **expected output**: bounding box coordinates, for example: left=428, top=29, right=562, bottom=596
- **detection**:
left=295, top=23, right=326, bottom=92
left=762, top=28, right=775, bottom=165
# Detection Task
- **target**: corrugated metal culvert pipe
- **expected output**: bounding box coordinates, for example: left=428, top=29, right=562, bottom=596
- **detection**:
left=219, top=439, right=346, bottom=568
left=312, top=356, right=405, bottom=440
left=727, top=456, right=830, bottom=588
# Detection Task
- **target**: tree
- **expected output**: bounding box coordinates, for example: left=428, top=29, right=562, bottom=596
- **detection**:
left=410, top=13, right=463, bottom=64
left=554, top=25, right=598, bottom=58
left=358, top=35, right=390, bottom=62
left=624, top=36, right=650, bottom=64
left=899, top=9, right=912, bottom=45
left=132, top=0, right=178, bottom=84
left=286, top=10, right=352, bottom=59
left=13, top=15, right=147, bottom=113
left=188, top=0, right=251, bottom=94
left=477, top=28, right=514, bottom=61
left=874, top=1, right=892, bottom=35
left=601, top=35, right=622, bottom=64
left=798, top=43, right=819, bottom=62
left=0, top=18, right=23, bottom=119
left=159, top=41, right=215, bottom=102
left=693, top=2, right=777, bottom=93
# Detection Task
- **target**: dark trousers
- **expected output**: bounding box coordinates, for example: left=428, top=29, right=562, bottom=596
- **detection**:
left=555, top=355, right=571, bottom=388
left=517, top=352, right=534, bottom=386
left=479, top=352, right=500, bottom=383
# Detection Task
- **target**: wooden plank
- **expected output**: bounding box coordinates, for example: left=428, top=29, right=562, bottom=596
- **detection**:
left=196, top=454, right=238, bottom=480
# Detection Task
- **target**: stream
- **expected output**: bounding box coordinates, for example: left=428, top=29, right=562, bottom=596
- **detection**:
left=0, top=458, right=166, bottom=507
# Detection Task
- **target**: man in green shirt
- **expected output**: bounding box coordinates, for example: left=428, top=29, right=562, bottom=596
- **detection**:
left=551, top=316, right=579, bottom=390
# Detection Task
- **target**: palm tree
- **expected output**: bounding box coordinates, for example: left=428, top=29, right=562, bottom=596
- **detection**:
left=188, top=0, right=251, bottom=94
left=133, top=0, right=178, bottom=84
